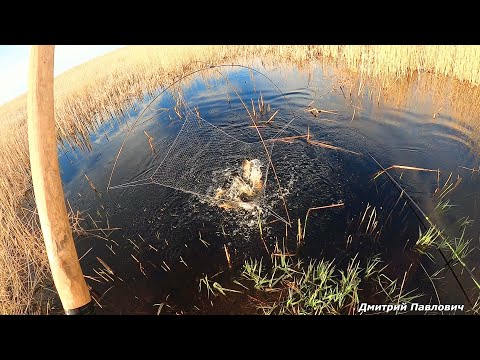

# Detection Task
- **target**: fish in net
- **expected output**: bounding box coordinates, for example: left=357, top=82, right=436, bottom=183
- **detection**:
left=107, top=65, right=298, bottom=226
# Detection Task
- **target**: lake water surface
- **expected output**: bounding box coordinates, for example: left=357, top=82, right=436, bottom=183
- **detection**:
left=58, top=60, right=480, bottom=314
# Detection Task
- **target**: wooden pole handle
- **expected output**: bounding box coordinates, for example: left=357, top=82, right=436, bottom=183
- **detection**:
left=27, top=45, right=92, bottom=312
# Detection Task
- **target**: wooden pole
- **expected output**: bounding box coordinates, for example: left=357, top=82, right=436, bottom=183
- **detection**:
left=27, top=45, right=93, bottom=314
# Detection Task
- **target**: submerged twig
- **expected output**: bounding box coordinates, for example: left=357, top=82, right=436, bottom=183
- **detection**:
left=265, top=110, right=279, bottom=124
left=433, top=106, right=443, bottom=119
left=84, top=275, right=102, bottom=284
left=224, top=244, right=232, bottom=269
left=268, top=134, right=309, bottom=143
left=308, top=139, right=361, bottom=155
left=303, top=202, right=345, bottom=239
left=78, top=247, right=93, bottom=262
left=96, top=257, right=115, bottom=276
left=306, top=107, right=338, bottom=117
left=258, top=213, right=269, bottom=255
left=84, top=174, right=101, bottom=197
left=373, top=165, right=438, bottom=180
left=143, top=131, right=157, bottom=156
left=459, top=165, right=479, bottom=174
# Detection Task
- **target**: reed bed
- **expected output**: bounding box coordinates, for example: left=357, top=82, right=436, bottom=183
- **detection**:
left=1, top=45, right=480, bottom=314
left=314, top=45, right=480, bottom=85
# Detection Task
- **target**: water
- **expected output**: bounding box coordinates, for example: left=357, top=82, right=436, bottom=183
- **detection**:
left=59, top=60, right=480, bottom=314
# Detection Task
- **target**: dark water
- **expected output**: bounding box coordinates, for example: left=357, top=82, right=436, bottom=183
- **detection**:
left=58, top=61, right=480, bottom=314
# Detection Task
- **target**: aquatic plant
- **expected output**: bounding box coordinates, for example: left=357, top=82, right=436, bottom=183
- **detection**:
left=240, top=246, right=420, bottom=315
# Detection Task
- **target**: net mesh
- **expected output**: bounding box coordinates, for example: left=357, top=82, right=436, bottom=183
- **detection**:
left=108, top=65, right=297, bottom=225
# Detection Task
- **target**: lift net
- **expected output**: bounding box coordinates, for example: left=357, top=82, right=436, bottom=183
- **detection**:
left=108, top=66, right=296, bottom=225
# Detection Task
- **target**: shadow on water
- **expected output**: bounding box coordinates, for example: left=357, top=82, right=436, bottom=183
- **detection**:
left=58, top=60, right=480, bottom=314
